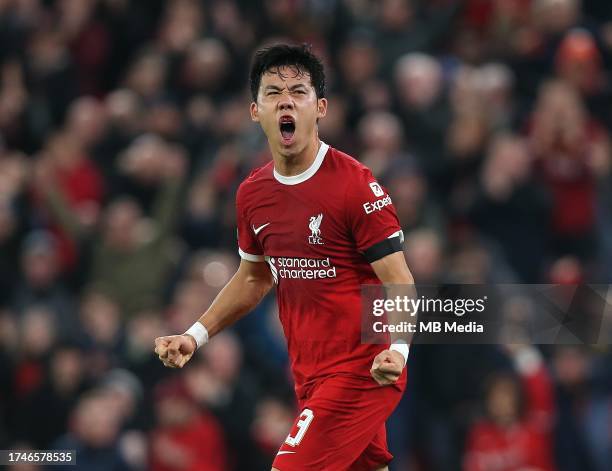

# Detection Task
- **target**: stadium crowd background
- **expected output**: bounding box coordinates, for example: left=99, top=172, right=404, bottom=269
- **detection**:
left=0, top=0, right=611, bottom=469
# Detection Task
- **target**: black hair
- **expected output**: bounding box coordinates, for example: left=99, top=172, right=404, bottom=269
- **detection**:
left=249, top=44, right=326, bottom=101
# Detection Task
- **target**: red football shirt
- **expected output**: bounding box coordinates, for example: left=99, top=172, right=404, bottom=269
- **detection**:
left=236, top=142, right=403, bottom=399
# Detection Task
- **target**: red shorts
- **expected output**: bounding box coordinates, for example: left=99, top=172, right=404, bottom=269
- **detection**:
left=272, top=371, right=407, bottom=471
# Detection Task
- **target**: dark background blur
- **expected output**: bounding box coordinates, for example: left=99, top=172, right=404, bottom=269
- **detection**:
left=0, top=0, right=611, bottom=470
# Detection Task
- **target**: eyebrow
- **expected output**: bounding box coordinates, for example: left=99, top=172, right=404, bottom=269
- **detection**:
left=264, top=84, right=308, bottom=92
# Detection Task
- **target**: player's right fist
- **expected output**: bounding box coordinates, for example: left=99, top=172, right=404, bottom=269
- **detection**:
left=154, top=334, right=197, bottom=368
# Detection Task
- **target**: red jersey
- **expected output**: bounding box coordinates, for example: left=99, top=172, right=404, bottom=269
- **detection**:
left=236, top=142, right=403, bottom=399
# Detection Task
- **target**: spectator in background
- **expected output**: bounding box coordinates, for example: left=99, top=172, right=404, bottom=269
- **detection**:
left=250, top=396, right=295, bottom=468
left=178, top=39, right=234, bottom=102
left=14, top=342, right=88, bottom=448
left=25, top=26, right=79, bottom=135
left=183, top=332, right=260, bottom=470
left=0, top=60, right=29, bottom=150
left=123, top=52, right=168, bottom=104
left=122, top=309, right=168, bottom=398
left=39, top=136, right=186, bottom=317
left=151, top=378, right=227, bottom=471
left=553, top=346, right=612, bottom=471
left=445, top=65, right=493, bottom=206
left=317, top=94, right=356, bottom=155
left=179, top=170, right=223, bottom=250
left=464, top=346, right=556, bottom=471
left=98, top=369, right=148, bottom=469
left=65, top=96, right=110, bottom=179
left=468, top=134, right=551, bottom=281
left=0, top=150, right=28, bottom=306
left=555, top=29, right=611, bottom=124
left=477, top=63, right=517, bottom=131
left=0, top=309, right=17, bottom=448
left=52, top=390, right=131, bottom=471
left=336, top=31, right=383, bottom=123
left=31, top=128, right=104, bottom=274
left=11, top=306, right=57, bottom=400
left=528, top=79, right=610, bottom=264
left=374, top=0, right=459, bottom=76
left=404, top=229, right=445, bottom=284
left=385, top=164, right=446, bottom=237
left=357, top=111, right=406, bottom=176
left=12, top=231, right=75, bottom=337
left=393, top=52, right=450, bottom=188
left=78, top=290, right=124, bottom=377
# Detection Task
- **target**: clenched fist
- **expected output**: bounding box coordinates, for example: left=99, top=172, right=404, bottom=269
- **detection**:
left=154, top=334, right=197, bottom=368
left=370, top=349, right=405, bottom=386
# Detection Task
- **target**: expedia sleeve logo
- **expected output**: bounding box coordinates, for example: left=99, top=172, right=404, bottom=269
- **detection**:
left=363, top=194, right=393, bottom=214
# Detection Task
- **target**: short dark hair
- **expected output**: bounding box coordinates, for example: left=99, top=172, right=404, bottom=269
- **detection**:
left=249, top=44, right=326, bottom=101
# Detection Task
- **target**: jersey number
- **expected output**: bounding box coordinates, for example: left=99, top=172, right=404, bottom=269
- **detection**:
left=285, top=408, right=314, bottom=447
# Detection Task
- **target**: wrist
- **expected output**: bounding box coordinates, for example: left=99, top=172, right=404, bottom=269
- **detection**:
left=184, top=333, right=198, bottom=351
left=389, top=340, right=409, bottom=367
left=184, top=321, right=209, bottom=349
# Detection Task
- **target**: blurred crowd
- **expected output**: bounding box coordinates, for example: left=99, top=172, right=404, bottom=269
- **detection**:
left=0, top=0, right=612, bottom=470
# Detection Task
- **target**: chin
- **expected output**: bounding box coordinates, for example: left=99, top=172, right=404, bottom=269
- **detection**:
left=278, top=140, right=301, bottom=157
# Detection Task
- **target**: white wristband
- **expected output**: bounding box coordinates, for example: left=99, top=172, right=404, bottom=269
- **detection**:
left=184, top=322, right=209, bottom=349
left=390, top=341, right=409, bottom=367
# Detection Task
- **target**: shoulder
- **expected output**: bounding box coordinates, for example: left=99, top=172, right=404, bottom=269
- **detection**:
left=325, top=147, right=375, bottom=183
left=326, top=148, right=382, bottom=202
left=236, top=161, right=274, bottom=203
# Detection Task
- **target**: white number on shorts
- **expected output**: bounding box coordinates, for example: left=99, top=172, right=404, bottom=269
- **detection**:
left=285, top=408, right=314, bottom=447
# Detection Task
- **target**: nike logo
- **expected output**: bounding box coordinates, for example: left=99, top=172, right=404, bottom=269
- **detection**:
left=253, top=222, right=270, bottom=235
left=276, top=451, right=296, bottom=456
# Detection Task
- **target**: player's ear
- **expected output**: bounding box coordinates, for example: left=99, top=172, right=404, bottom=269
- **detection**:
left=317, top=98, right=327, bottom=120
left=250, top=102, right=260, bottom=122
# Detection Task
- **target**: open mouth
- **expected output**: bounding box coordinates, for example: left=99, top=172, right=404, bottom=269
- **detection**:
left=279, top=116, right=296, bottom=144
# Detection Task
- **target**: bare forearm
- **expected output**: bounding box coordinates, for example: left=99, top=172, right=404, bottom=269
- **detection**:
left=196, top=263, right=273, bottom=338
left=371, top=251, right=416, bottom=346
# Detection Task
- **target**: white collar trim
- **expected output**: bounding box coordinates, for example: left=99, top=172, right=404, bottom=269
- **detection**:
left=273, top=141, right=329, bottom=185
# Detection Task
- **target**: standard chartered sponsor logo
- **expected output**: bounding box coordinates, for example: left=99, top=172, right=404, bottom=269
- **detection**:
left=363, top=194, right=393, bottom=214
left=265, top=256, right=337, bottom=282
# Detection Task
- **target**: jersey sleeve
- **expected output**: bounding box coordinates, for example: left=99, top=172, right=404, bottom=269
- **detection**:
left=345, top=169, right=404, bottom=263
left=236, top=185, right=264, bottom=262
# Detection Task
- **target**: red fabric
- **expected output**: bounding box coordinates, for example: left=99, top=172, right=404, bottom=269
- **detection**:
left=273, top=372, right=406, bottom=470
left=236, top=146, right=402, bottom=400
left=463, top=0, right=495, bottom=30
left=32, top=157, right=104, bottom=270
left=150, top=413, right=227, bottom=471
left=69, top=22, right=111, bottom=96
left=529, top=120, right=606, bottom=235
left=521, top=364, right=555, bottom=431
left=463, top=0, right=532, bottom=30
left=13, top=360, right=44, bottom=398
left=54, top=157, right=104, bottom=205
left=464, top=420, right=555, bottom=471
left=464, top=360, right=556, bottom=471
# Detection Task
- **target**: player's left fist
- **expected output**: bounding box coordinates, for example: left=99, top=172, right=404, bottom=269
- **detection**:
left=370, top=349, right=404, bottom=386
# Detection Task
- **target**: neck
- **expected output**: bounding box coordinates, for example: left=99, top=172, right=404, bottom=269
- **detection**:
left=272, top=134, right=321, bottom=177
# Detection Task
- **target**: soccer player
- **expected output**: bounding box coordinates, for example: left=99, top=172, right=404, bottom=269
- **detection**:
left=155, top=44, right=414, bottom=471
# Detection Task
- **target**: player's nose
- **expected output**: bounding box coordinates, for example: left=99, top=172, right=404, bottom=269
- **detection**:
left=277, top=95, right=294, bottom=110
